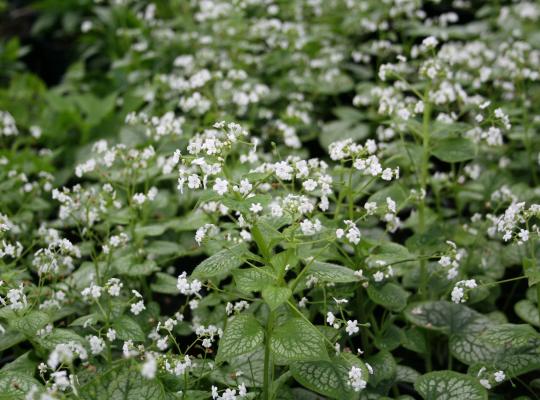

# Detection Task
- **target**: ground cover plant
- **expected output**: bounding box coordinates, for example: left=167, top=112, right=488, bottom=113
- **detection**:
left=1, top=0, right=540, bottom=399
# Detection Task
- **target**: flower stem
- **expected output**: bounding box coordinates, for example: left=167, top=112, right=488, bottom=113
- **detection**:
left=263, top=310, right=275, bottom=400
left=419, top=89, right=431, bottom=299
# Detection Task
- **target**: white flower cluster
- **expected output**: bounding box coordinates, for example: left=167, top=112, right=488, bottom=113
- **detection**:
left=348, top=366, right=367, bottom=392
left=32, top=239, right=81, bottom=276
left=194, top=324, right=222, bottom=350
left=0, top=284, right=27, bottom=310
left=125, top=111, right=185, bottom=139
left=478, top=367, right=506, bottom=389
left=0, top=239, right=23, bottom=259
left=488, top=201, right=540, bottom=244
left=176, top=272, right=202, bottom=296
left=329, top=139, right=399, bottom=181
left=0, top=110, right=18, bottom=136
left=326, top=312, right=360, bottom=336
left=211, top=383, right=248, bottom=400
left=336, top=220, right=361, bottom=245
left=438, top=240, right=465, bottom=280
left=451, top=279, right=477, bottom=303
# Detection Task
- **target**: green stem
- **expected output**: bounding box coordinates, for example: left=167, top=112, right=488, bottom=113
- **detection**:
left=536, top=284, right=540, bottom=328
left=419, top=91, right=432, bottom=299
left=263, top=310, right=275, bottom=400
left=347, top=166, right=354, bottom=220
left=526, top=229, right=539, bottom=323
left=520, top=80, right=538, bottom=185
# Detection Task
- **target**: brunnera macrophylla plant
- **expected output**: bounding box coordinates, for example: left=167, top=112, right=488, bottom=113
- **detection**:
left=1, top=1, right=540, bottom=399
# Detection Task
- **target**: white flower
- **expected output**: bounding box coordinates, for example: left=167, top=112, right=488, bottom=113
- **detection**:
left=234, top=179, right=252, bottom=195
left=439, top=256, right=451, bottom=267
left=81, top=283, right=102, bottom=300
left=88, top=336, right=105, bottom=355
left=373, top=271, right=384, bottom=282
left=51, top=370, right=70, bottom=391
left=213, top=178, right=229, bottom=195
left=346, top=320, right=359, bottom=336
left=479, top=379, right=491, bottom=389
left=494, top=370, right=505, bottom=383
left=131, top=300, right=146, bottom=315
left=275, top=161, right=294, bottom=180
left=518, top=229, right=529, bottom=242
left=107, top=278, right=123, bottom=296
left=141, top=355, right=157, bottom=379
left=422, top=36, right=439, bottom=49
left=381, top=168, right=393, bottom=181
left=249, top=203, right=263, bottom=214
left=451, top=286, right=464, bottom=303
left=327, top=312, right=336, bottom=326
left=132, top=193, right=146, bottom=205
left=238, top=382, right=247, bottom=397
left=348, top=366, right=367, bottom=392
left=106, top=328, right=117, bottom=341
left=187, top=174, right=201, bottom=189
left=364, top=202, right=377, bottom=215
left=303, top=179, right=318, bottom=191
left=300, top=219, right=322, bottom=236
left=157, top=336, right=168, bottom=350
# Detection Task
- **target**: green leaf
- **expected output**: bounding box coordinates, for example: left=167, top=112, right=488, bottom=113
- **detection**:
left=367, top=184, right=409, bottom=210
left=209, top=348, right=264, bottom=387
left=169, top=211, right=210, bottom=232
left=70, top=313, right=102, bottom=327
left=271, top=318, right=328, bottom=363
left=0, top=371, right=43, bottom=399
left=515, top=299, right=540, bottom=327
left=467, top=324, right=540, bottom=378
left=374, top=324, right=402, bottom=351
left=1, top=352, right=36, bottom=376
left=146, top=240, right=185, bottom=256
left=320, top=120, right=369, bottom=151
left=113, top=256, right=159, bottom=277
left=233, top=267, right=275, bottom=292
left=523, top=257, right=540, bottom=286
left=271, top=249, right=299, bottom=278
left=0, top=330, right=24, bottom=352
left=366, top=350, right=396, bottom=387
left=404, top=301, right=496, bottom=365
left=38, top=329, right=87, bottom=350
left=262, top=286, right=291, bottom=311
left=135, top=224, right=167, bottom=237
left=415, top=371, right=487, bottom=400
left=367, top=283, right=410, bottom=312
left=192, top=245, right=247, bottom=279
left=216, top=314, right=264, bottom=363
left=396, top=366, right=421, bottom=384
left=309, top=261, right=359, bottom=283
left=432, top=138, right=476, bottom=163
left=11, top=311, right=49, bottom=337
left=150, top=273, right=179, bottom=295
left=79, top=364, right=165, bottom=400
left=113, top=316, right=146, bottom=342
left=251, top=224, right=271, bottom=260
left=403, top=301, right=489, bottom=335
left=400, top=327, right=427, bottom=354
left=366, top=243, right=411, bottom=266
left=480, top=324, right=540, bottom=348
left=291, top=356, right=367, bottom=400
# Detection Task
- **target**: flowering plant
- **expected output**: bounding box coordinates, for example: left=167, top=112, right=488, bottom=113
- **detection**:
left=1, top=1, right=540, bottom=399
